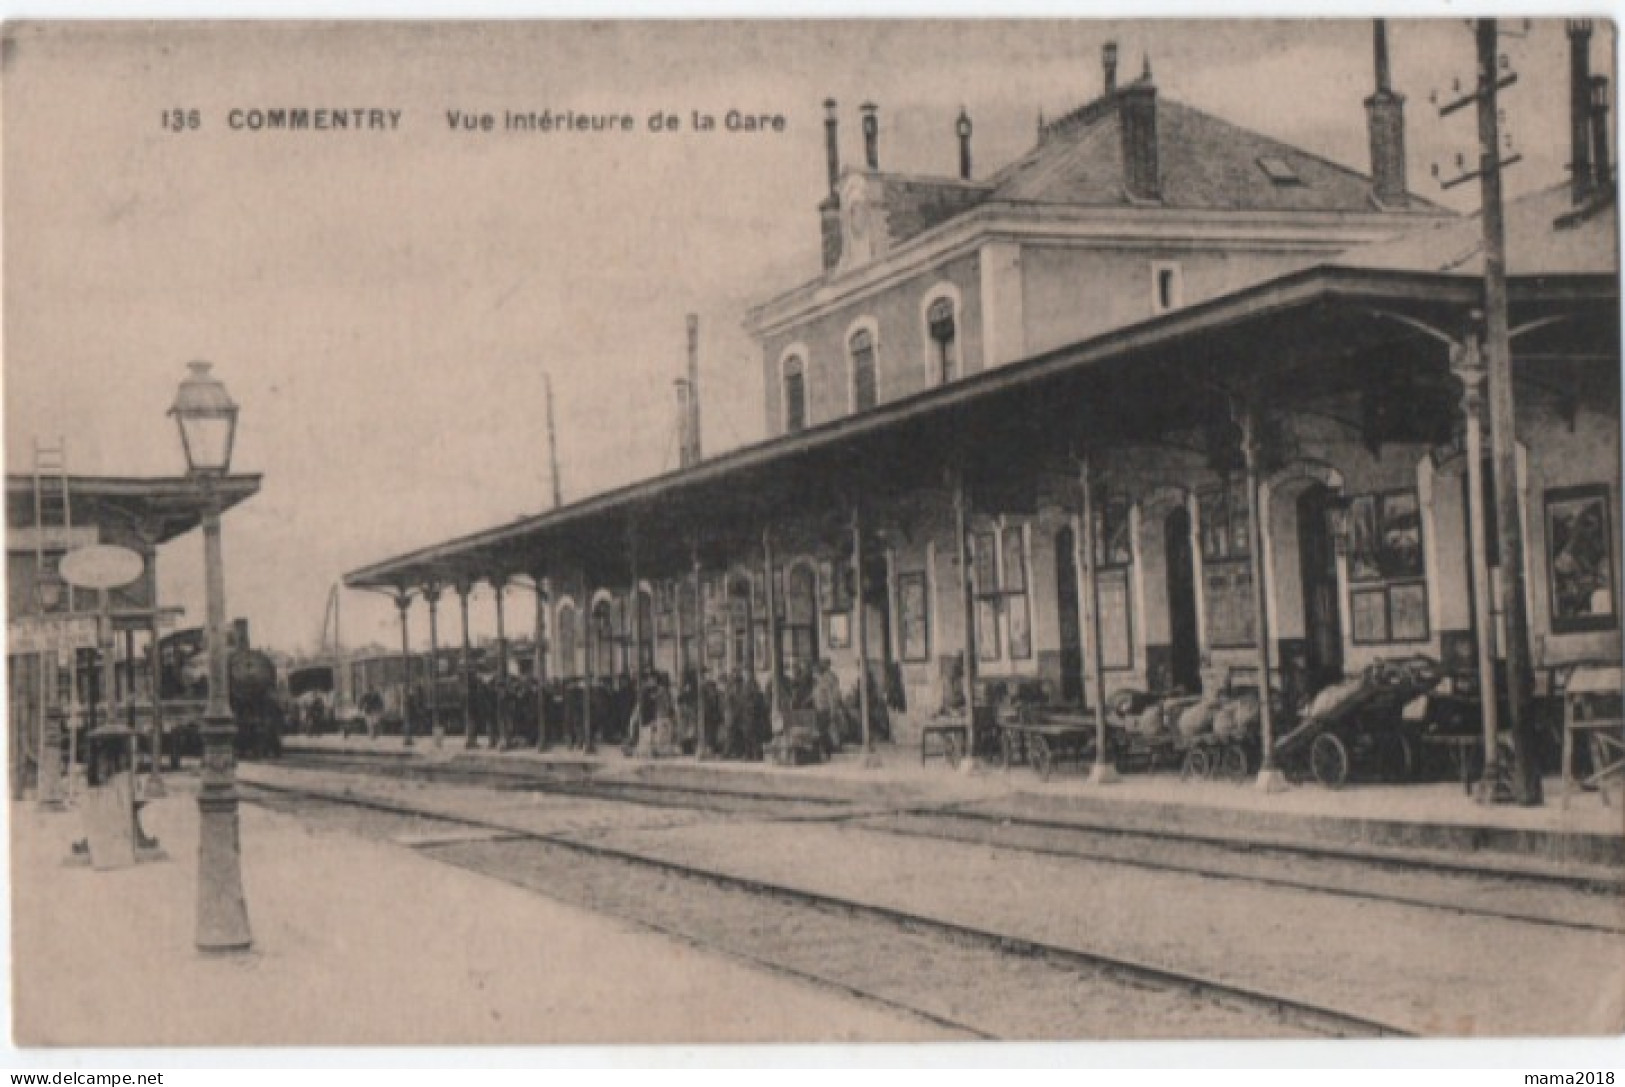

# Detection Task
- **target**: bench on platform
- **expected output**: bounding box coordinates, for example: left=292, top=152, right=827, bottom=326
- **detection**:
left=920, top=721, right=968, bottom=767
left=1562, top=663, right=1624, bottom=808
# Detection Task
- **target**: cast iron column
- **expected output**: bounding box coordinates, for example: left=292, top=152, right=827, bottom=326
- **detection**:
left=393, top=589, right=412, bottom=745
left=492, top=576, right=510, bottom=749
left=1079, top=452, right=1119, bottom=784
left=195, top=480, right=252, bottom=951
left=457, top=579, right=475, bottom=749
left=533, top=573, right=548, bottom=750
left=423, top=584, right=443, bottom=749
left=852, top=500, right=873, bottom=757
left=953, top=467, right=978, bottom=763
left=692, top=538, right=707, bottom=757
left=1455, top=337, right=1503, bottom=798
left=1241, top=402, right=1287, bottom=792
left=763, top=530, right=783, bottom=729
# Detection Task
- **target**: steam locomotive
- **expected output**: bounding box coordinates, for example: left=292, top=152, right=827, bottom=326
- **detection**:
left=158, top=622, right=285, bottom=759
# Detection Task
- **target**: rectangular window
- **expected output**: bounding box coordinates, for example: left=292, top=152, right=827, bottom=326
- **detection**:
left=1346, top=488, right=1430, bottom=645
left=1546, top=484, right=1617, bottom=634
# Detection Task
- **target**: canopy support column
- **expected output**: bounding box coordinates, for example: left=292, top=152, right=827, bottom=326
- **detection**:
left=1239, top=401, right=1287, bottom=793
left=952, top=466, right=978, bottom=768
left=533, top=573, right=548, bottom=751
left=763, top=530, right=783, bottom=731
left=692, top=537, right=708, bottom=759
left=393, top=589, right=414, bottom=747
left=492, top=576, right=510, bottom=749
left=1079, top=451, right=1119, bottom=784
left=423, top=583, right=443, bottom=750
left=1455, top=338, right=1505, bottom=802
left=456, top=579, right=475, bottom=749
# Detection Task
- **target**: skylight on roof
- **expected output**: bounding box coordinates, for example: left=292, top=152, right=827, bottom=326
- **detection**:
left=1257, top=156, right=1304, bottom=185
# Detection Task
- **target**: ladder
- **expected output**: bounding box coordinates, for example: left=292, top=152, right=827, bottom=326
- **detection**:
left=32, top=438, right=72, bottom=613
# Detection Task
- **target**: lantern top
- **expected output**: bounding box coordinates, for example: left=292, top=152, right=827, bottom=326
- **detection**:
left=168, top=361, right=237, bottom=418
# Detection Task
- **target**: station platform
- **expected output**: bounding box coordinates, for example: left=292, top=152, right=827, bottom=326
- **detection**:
left=9, top=777, right=951, bottom=1048
left=279, top=733, right=1625, bottom=875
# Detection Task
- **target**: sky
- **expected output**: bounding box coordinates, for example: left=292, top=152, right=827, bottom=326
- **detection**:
left=3, top=18, right=1613, bottom=656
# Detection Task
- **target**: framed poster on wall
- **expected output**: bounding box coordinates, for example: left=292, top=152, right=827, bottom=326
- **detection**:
left=976, top=596, right=1001, bottom=661
left=898, top=572, right=930, bottom=663
left=1095, top=568, right=1133, bottom=669
left=1007, top=592, right=1032, bottom=660
left=1546, top=485, right=1617, bottom=633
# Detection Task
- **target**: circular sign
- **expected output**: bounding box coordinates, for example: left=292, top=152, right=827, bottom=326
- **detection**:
left=59, top=544, right=144, bottom=591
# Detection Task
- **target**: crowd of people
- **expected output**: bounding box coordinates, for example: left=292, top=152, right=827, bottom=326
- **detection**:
left=321, top=658, right=903, bottom=763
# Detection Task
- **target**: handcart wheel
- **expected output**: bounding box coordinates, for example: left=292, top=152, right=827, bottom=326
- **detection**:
left=1386, top=732, right=1417, bottom=782
left=1220, top=744, right=1248, bottom=782
left=1311, top=732, right=1350, bottom=789
left=1181, top=747, right=1210, bottom=781
left=944, top=733, right=962, bottom=770
left=1030, top=734, right=1054, bottom=782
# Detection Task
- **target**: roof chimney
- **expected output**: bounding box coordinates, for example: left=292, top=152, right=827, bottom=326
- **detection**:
left=1117, top=58, right=1160, bottom=201
left=820, top=98, right=843, bottom=272
left=1569, top=21, right=1595, bottom=204
left=674, top=378, right=691, bottom=468
left=823, top=97, right=840, bottom=193
left=956, top=108, right=973, bottom=180
left=1364, top=19, right=1408, bottom=207
left=861, top=102, right=879, bottom=170
left=1103, top=40, right=1118, bottom=95
left=1590, top=75, right=1612, bottom=196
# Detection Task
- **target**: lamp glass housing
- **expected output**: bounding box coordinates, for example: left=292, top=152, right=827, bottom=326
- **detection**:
left=169, top=361, right=238, bottom=476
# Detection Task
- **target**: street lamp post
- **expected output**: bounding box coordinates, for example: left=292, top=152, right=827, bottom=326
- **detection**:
left=170, top=360, right=252, bottom=953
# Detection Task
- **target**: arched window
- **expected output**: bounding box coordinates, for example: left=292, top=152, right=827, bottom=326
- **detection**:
left=783, top=355, right=807, bottom=433
left=849, top=328, right=877, bottom=412
left=927, top=296, right=957, bottom=385
left=591, top=599, right=616, bottom=676
left=557, top=602, right=578, bottom=677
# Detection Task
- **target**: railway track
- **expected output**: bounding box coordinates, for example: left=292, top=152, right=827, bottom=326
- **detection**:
left=260, top=750, right=1625, bottom=936
left=241, top=776, right=1414, bottom=1040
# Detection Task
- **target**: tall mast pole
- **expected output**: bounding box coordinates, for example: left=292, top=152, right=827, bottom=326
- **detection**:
left=544, top=372, right=563, bottom=509
left=1475, top=17, right=1539, bottom=804
left=686, top=315, right=701, bottom=466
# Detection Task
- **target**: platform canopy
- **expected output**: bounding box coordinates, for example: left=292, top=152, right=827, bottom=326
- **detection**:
left=344, top=188, right=1618, bottom=594
left=5, top=473, right=263, bottom=548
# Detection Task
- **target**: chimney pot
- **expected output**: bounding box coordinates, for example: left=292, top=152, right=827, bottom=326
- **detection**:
left=956, top=107, right=973, bottom=180
left=1103, top=40, right=1118, bottom=95
left=1365, top=19, right=1408, bottom=207
left=1570, top=21, right=1595, bottom=204
left=823, top=98, right=840, bottom=193
left=860, top=102, right=879, bottom=170
left=1590, top=74, right=1612, bottom=195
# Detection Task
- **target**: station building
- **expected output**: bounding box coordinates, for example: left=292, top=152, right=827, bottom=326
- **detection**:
left=345, top=30, right=1620, bottom=764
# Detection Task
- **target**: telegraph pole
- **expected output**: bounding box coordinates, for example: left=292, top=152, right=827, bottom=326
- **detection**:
left=543, top=372, right=563, bottom=509
left=1435, top=19, right=1539, bottom=804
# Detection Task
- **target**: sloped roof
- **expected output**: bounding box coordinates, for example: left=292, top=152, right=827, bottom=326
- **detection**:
left=986, top=90, right=1443, bottom=215
left=1335, top=182, right=1619, bottom=277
